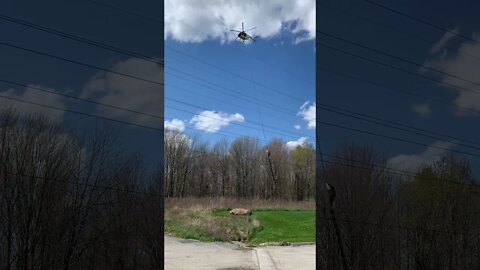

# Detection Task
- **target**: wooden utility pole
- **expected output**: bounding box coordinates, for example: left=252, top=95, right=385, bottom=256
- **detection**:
left=325, top=182, right=349, bottom=270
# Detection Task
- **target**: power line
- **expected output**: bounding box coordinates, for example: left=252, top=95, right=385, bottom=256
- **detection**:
left=317, top=119, right=480, bottom=158
left=167, top=83, right=301, bottom=122
left=166, top=63, right=304, bottom=104
left=317, top=30, right=480, bottom=88
left=0, top=79, right=163, bottom=120
left=166, top=45, right=306, bottom=102
left=317, top=41, right=480, bottom=97
left=0, top=93, right=162, bottom=132
left=180, top=125, right=269, bottom=145
left=318, top=1, right=480, bottom=65
left=164, top=15, right=315, bottom=86
left=165, top=71, right=302, bottom=117
left=0, top=36, right=305, bottom=123
left=28, top=1, right=313, bottom=120
left=318, top=67, right=480, bottom=116
left=0, top=40, right=164, bottom=86
left=79, top=0, right=163, bottom=24
left=317, top=103, right=480, bottom=150
left=165, top=99, right=313, bottom=140
left=75, top=0, right=313, bottom=86
left=0, top=13, right=164, bottom=66
left=363, top=0, right=480, bottom=48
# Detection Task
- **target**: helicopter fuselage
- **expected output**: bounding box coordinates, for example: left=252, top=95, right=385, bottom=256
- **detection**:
left=238, top=32, right=247, bottom=39
left=231, top=22, right=256, bottom=42
left=238, top=32, right=253, bottom=41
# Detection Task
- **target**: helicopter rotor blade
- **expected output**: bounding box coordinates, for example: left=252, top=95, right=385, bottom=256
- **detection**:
left=230, top=30, right=241, bottom=32
left=242, top=22, right=244, bottom=31
left=245, top=27, right=256, bottom=32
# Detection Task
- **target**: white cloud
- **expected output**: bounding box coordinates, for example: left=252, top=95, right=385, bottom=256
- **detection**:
left=190, top=110, right=244, bottom=133
left=165, top=118, right=186, bottom=132
left=0, top=84, right=66, bottom=122
left=81, top=58, right=163, bottom=128
left=286, top=136, right=308, bottom=150
left=412, top=102, right=433, bottom=118
left=387, top=141, right=454, bottom=173
left=429, top=28, right=458, bottom=55
left=294, top=124, right=301, bottom=130
left=165, top=0, right=315, bottom=43
left=297, top=101, right=315, bottom=129
left=423, top=30, right=480, bottom=116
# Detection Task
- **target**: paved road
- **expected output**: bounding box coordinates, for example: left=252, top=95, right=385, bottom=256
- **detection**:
left=164, top=236, right=315, bottom=270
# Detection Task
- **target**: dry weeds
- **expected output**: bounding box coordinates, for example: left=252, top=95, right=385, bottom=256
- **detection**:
left=165, top=196, right=315, bottom=209
left=165, top=207, right=260, bottom=242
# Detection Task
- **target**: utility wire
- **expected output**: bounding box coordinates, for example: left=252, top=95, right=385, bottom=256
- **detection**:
left=164, top=15, right=314, bottom=86
left=0, top=79, right=163, bottom=120
left=0, top=13, right=164, bottom=66
left=79, top=0, right=163, bottom=24
left=0, top=40, right=164, bottom=86
left=166, top=71, right=299, bottom=117
left=318, top=1, right=480, bottom=64
left=179, top=125, right=269, bottom=145
left=317, top=103, right=480, bottom=150
left=0, top=35, right=304, bottom=122
left=318, top=67, right=480, bottom=116
left=0, top=4, right=305, bottom=126
left=363, top=0, right=480, bottom=48
left=5, top=31, right=472, bottom=150
left=166, top=64, right=304, bottom=108
left=166, top=45, right=305, bottom=102
left=0, top=94, right=162, bottom=132
left=317, top=119, right=480, bottom=158
left=317, top=42, right=480, bottom=97
left=317, top=30, right=480, bottom=88
left=75, top=0, right=313, bottom=85
left=167, top=83, right=301, bottom=122
left=166, top=104, right=301, bottom=141
left=165, top=99, right=312, bottom=140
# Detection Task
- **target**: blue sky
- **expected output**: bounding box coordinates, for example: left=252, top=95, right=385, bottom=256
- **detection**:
left=1, top=0, right=163, bottom=173
left=318, top=0, right=480, bottom=177
left=164, top=0, right=316, bottom=149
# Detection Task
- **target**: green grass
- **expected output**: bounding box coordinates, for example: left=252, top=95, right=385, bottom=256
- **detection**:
left=165, top=207, right=315, bottom=244
left=248, top=209, right=315, bottom=244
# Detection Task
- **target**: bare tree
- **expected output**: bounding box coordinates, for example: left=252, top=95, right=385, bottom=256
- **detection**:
left=291, top=143, right=315, bottom=201
left=230, top=136, right=260, bottom=198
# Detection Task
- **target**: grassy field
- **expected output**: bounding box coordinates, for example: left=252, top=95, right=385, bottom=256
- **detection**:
left=165, top=198, right=315, bottom=244
left=250, top=209, right=315, bottom=244
left=212, top=208, right=315, bottom=244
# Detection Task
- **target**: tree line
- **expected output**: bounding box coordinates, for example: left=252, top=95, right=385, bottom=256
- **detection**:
left=164, top=130, right=316, bottom=200
left=0, top=109, right=164, bottom=270
left=318, top=142, right=480, bottom=270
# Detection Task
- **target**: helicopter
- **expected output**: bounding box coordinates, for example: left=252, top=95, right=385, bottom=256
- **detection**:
left=230, top=22, right=257, bottom=43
